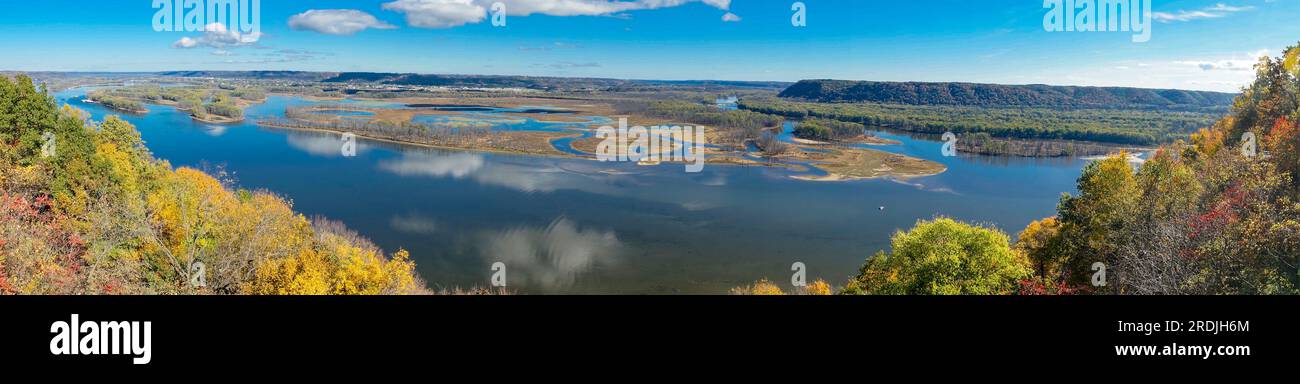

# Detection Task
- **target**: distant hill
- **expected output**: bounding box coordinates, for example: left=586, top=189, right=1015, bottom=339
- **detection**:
left=159, top=71, right=338, bottom=81
left=326, top=73, right=620, bottom=89
left=324, top=73, right=789, bottom=90
left=156, top=70, right=788, bottom=91
left=779, top=80, right=1237, bottom=110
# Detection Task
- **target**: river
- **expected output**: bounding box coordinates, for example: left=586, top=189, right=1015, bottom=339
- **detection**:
left=56, top=88, right=1101, bottom=294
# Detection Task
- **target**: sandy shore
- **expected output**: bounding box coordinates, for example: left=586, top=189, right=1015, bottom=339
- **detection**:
left=791, top=135, right=902, bottom=146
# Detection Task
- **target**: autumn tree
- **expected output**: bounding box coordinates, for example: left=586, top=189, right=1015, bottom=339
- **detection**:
left=2, top=75, right=429, bottom=295
left=1014, top=216, right=1065, bottom=280
left=842, top=217, right=1030, bottom=295
left=1055, top=153, right=1139, bottom=288
left=1045, top=45, right=1300, bottom=294
left=1108, top=149, right=1204, bottom=294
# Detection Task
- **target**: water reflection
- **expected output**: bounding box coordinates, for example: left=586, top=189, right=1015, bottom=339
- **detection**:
left=285, top=131, right=370, bottom=157
left=389, top=213, right=439, bottom=235
left=202, top=125, right=228, bottom=137
left=377, top=151, right=485, bottom=178
left=478, top=217, right=622, bottom=291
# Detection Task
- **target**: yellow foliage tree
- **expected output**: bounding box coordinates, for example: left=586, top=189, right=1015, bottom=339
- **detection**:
left=242, top=235, right=417, bottom=295
left=1015, top=217, right=1065, bottom=280
left=802, top=279, right=833, bottom=295
left=3, top=77, right=427, bottom=295
left=729, top=279, right=787, bottom=295
left=144, top=167, right=238, bottom=285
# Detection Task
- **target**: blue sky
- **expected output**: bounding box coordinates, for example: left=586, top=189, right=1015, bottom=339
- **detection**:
left=1, top=0, right=1297, bottom=92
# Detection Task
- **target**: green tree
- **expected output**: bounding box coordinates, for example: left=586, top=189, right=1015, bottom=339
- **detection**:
left=1056, top=154, right=1139, bottom=287
left=1014, top=216, right=1066, bottom=280
left=842, top=217, right=1030, bottom=295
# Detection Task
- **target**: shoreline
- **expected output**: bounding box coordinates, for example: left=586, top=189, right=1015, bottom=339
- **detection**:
left=790, top=135, right=902, bottom=146
left=791, top=167, right=949, bottom=182
left=81, top=99, right=148, bottom=115
left=254, top=120, right=845, bottom=175
left=81, top=85, right=952, bottom=182
left=191, top=114, right=244, bottom=124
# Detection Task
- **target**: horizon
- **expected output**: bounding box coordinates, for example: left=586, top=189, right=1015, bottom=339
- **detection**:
left=1, top=0, right=1296, bottom=92
left=3, top=70, right=1249, bottom=94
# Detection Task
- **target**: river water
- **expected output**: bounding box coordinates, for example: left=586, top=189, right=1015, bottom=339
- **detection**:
left=56, top=88, right=1099, bottom=294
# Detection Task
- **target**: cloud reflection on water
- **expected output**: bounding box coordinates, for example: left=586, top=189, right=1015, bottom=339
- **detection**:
left=390, top=213, right=439, bottom=235
left=371, top=148, right=746, bottom=216
left=479, top=217, right=622, bottom=291
left=202, top=125, right=228, bottom=137
left=378, top=151, right=485, bottom=178
left=286, top=131, right=371, bottom=157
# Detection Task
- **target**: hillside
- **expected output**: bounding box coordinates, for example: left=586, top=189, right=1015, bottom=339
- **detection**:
left=0, top=74, right=425, bottom=295
left=158, top=70, right=339, bottom=82
left=155, top=71, right=788, bottom=91
left=779, top=80, right=1237, bottom=111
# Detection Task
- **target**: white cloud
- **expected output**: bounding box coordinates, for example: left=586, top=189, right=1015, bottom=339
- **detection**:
left=1189, top=61, right=1252, bottom=71
left=1208, top=3, right=1253, bottom=12
left=171, top=23, right=262, bottom=49
left=172, top=37, right=198, bottom=49
left=382, top=0, right=488, bottom=28
left=382, top=0, right=731, bottom=29
left=721, top=12, right=740, bottom=22
left=534, top=61, right=602, bottom=69
left=289, top=9, right=398, bottom=35
left=1038, top=49, right=1272, bottom=92
left=1176, top=49, right=1270, bottom=72
left=1154, top=3, right=1254, bottom=23
left=519, top=41, right=579, bottom=51
left=701, top=0, right=731, bottom=8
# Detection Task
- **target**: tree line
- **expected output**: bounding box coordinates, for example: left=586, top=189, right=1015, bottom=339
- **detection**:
left=92, top=85, right=260, bottom=120
left=778, top=79, right=1236, bottom=111
left=87, top=92, right=145, bottom=113
left=614, top=99, right=783, bottom=150
left=265, top=106, right=497, bottom=147
left=741, top=98, right=1219, bottom=146
left=792, top=118, right=866, bottom=141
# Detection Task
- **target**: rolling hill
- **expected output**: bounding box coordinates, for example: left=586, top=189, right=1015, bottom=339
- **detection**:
left=778, top=79, right=1237, bottom=111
